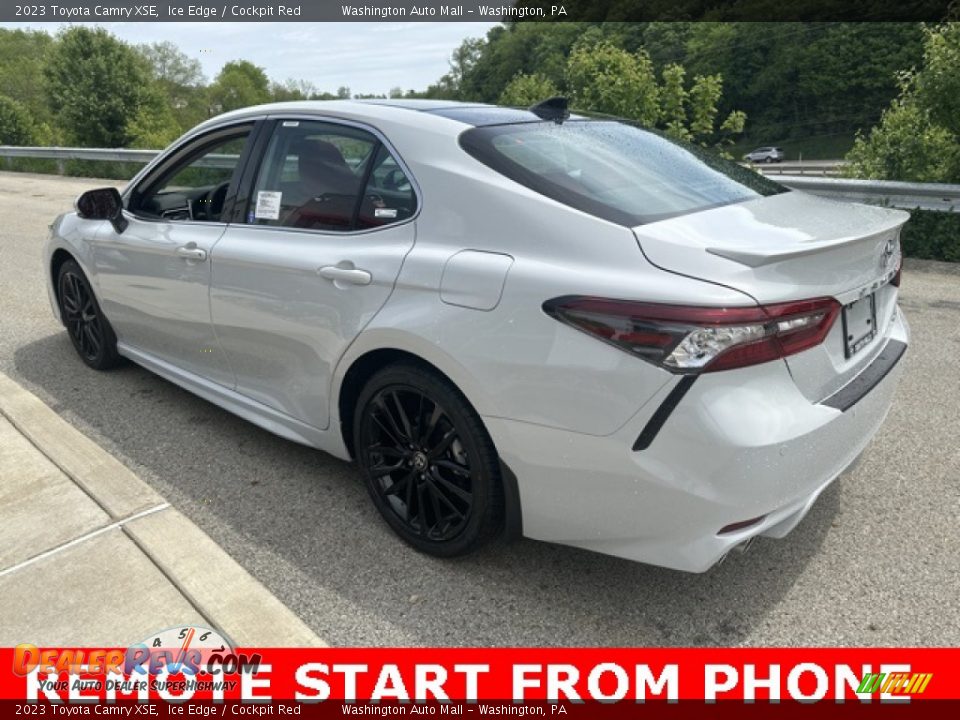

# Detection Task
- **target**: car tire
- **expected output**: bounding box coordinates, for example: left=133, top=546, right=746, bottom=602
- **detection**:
left=56, top=260, right=122, bottom=371
left=354, top=363, right=504, bottom=557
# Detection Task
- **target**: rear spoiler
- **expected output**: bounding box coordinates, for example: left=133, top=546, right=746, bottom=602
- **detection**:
left=706, top=219, right=907, bottom=268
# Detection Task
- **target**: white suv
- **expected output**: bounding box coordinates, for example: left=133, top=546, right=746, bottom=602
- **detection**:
left=745, top=146, right=785, bottom=163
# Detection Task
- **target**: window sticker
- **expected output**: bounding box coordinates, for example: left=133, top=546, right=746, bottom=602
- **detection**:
left=255, top=190, right=282, bottom=220
left=374, top=207, right=398, bottom=219
left=282, top=121, right=300, bottom=127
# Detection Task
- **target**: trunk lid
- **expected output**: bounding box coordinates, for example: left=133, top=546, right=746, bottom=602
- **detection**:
left=633, top=190, right=908, bottom=402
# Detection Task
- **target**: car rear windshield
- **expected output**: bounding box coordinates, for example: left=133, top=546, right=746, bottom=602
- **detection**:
left=460, top=120, right=786, bottom=226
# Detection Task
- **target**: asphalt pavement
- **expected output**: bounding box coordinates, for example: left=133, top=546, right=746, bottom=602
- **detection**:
left=1, top=171, right=958, bottom=647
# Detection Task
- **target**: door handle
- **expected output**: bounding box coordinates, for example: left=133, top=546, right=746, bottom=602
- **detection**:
left=176, top=245, right=207, bottom=261
left=317, top=264, right=372, bottom=286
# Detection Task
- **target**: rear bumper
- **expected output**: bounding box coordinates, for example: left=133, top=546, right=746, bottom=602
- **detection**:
left=485, top=308, right=909, bottom=572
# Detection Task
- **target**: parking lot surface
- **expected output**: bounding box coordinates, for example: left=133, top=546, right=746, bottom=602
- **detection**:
left=1, top=171, right=958, bottom=646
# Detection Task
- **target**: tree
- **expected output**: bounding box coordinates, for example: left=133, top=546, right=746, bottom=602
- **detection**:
left=125, top=87, right=182, bottom=149
left=566, top=41, right=660, bottom=125
left=271, top=78, right=319, bottom=102
left=0, top=95, right=34, bottom=145
left=209, top=60, right=270, bottom=113
left=845, top=22, right=960, bottom=182
left=138, top=41, right=204, bottom=91
left=660, top=64, right=690, bottom=140
left=43, top=26, right=152, bottom=147
left=498, top=73, right=560, bottom=106
left=138, top=41, right=207, bottom=130
left=0, top=29, right=54, bottom=122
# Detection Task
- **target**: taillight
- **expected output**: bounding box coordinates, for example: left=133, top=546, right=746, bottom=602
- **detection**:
left=891, top=256, right=902, bottom=288
left=543, top=296, right=841, bottom=373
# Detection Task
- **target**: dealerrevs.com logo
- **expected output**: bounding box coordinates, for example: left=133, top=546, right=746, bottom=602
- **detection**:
left=12, top=626, right=263, bottom=701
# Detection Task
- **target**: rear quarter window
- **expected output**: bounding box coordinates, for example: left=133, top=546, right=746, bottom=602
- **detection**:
left=460, top=120, right=785, bottom=226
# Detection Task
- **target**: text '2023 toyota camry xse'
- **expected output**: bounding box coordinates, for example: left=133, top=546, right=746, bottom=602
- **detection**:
left=45, top=99, right=908, bottom=571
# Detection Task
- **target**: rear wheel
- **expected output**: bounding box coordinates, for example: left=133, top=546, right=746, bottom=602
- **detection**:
left=57, top=260, right=121, bottom=370
left=354, top=363, right=503, bottom=557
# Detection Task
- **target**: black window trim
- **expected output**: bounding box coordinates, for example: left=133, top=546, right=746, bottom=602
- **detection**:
left=124, top=120, right=264, bottom=226
left=230, top=113, right=422, bottom=238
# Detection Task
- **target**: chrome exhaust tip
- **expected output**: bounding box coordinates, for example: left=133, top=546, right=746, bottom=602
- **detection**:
left=734, top=536, right=757, bottom=554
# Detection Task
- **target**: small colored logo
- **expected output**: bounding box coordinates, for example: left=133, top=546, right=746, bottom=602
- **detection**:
left=12, top=625, right=261, bottom=677
left=857, top=672, right=932, bottom=695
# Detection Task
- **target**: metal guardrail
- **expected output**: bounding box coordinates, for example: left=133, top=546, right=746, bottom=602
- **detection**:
left=752, top=160, right=845, bottom=176
left=0, top=146, right=235, bottom=172
left=1, top=146, right=957, bottom=212
left=775, top=176, right=960, bottom=213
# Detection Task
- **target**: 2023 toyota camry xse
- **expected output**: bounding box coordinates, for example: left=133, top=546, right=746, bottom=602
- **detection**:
left=44, top=99, right=909, bottom=572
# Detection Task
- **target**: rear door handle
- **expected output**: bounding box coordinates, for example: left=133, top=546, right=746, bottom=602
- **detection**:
left=317, top=264, right=372, bottom=286
left=176, top=245, right=207, bottom=261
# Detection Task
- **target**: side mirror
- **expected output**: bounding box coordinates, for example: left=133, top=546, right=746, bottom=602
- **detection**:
left=76, top=187, right=128, bottom=234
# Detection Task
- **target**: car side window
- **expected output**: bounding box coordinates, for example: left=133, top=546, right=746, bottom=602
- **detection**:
left=247, top=120, right=416, bottom=232
left=130, top=129, right=251, bottom=223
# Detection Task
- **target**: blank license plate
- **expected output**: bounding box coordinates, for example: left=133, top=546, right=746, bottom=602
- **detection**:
left=842, top=293, right=877, bottom=358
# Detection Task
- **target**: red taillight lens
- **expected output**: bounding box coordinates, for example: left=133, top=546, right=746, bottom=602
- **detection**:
left=543, top=296, right=841, bottom=373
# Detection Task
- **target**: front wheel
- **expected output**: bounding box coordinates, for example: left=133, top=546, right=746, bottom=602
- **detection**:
left=354, top=363, right=503, bottom=557
left=57, top=259, right=121, bottom=370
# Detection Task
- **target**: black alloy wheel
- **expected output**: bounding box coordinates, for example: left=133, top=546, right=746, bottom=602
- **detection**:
left=57, top=260, right=121, bottom=370
left=355, top=364, right=503, bottom=557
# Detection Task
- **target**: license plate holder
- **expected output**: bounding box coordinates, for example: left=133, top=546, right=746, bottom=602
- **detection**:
left=842, top=293, right=877, bottom=358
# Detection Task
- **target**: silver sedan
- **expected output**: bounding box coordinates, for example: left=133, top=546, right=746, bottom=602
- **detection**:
left=44, top=99, right=908, bottom=571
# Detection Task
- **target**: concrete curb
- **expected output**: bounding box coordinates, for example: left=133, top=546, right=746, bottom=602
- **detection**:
left=0, top=371, right=326, bottom=647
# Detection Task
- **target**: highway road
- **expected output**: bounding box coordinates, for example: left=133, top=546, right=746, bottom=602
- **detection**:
left=1, top=171, right=958, bottom=646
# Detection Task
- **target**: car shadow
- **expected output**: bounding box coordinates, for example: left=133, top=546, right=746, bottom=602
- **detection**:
left=14, top=332, right=839, bottom=646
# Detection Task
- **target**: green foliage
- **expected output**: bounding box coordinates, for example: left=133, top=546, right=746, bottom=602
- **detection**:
left=137, top=41, right=208, bottom=131
left=209, top=60, right=271, bottom=113
left=0, top=29, right=53, bottom=122
left=44, top=27, right=152, bottom=147
left=441, top=21, right=925, bottom=156
left=900, top=209, right=960, bottom=263
left=845, top=23, right=960, bottom=183
left=0, top=95, right=35, bottom=145
left=567, top=40, right=660, bottom=125
left=659, top=64, right=690, bottom=141
left=845, top=100, right=959, bottom=182
left=498, top=73, right=560, bottom=106
left=688, top=74, right=721, bottom=138
left=125, top=87, right=182, bottom=149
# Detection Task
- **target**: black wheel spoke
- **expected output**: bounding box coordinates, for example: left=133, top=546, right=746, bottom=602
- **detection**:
left=420, top=405, right=442, bottom=445
left=388, top=390, right=414, bottom=442
left=83, top=325, right=99, bottom=354
left=415, top=482, right=428, bottom=536
left=425, top=479, right=444, bottom=536
left=428, top=479, right=466, bottom=520
left=434, top=459, right=470, bottom=478
left=384, top=469, right=416, bottom=497
left=430, top=468, right=472, bottom=504
left=404, top=467, right=416, bottom=514
left=373, top=395, right=408, bottom=445
left=369, top=459, right=406, bottom=479
left=427, top=428, right=458, bottom=460
left=62, top=293, right=80, bottom=316
left=369, top=444, right=406, bottom=459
